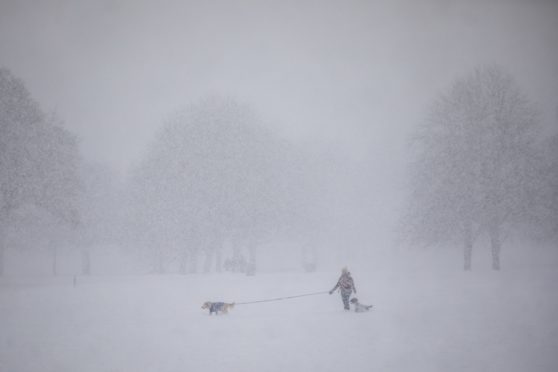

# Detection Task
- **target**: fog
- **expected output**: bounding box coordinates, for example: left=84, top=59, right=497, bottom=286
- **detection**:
left=3, top=1, right=557, bottom=166
left=1, top=1, right=558, bottom=371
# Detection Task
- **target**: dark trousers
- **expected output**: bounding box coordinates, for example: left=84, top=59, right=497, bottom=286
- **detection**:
left=340, top=288, right=352, bottom=310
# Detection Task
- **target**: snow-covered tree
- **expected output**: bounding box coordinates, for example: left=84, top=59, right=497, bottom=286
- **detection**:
left=126, top=97, right=296, bottom=273
left=403, top=66, right=541, bottom=270
left=0, top=68, right=80, bottom=275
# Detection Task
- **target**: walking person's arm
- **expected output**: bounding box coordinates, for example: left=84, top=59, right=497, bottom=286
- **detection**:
left=329, top=279, right=340, bottom=294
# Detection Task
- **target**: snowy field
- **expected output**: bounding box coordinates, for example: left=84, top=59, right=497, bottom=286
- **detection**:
left=2, top=264, right=558, bottom=372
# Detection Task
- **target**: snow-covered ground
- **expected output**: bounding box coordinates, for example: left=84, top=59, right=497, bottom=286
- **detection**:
left=1, top=266, right=557, bottom=372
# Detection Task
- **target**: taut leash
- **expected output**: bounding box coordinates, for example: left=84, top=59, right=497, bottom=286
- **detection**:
left=235, top=291, right=329, bottom=305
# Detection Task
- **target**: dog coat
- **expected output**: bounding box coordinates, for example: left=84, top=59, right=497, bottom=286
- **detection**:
left=209, top=302, right=225, bottom=314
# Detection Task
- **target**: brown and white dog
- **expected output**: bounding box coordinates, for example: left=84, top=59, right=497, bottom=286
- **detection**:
left=201, top=301, right=235, bottom=315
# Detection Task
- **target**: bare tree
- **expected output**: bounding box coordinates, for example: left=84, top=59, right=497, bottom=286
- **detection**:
left=403, top=66, right=541, bottom=270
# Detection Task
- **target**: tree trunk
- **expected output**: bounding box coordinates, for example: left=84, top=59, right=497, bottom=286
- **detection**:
left=463, top=222, right=473, bottom=271
left=248, top=240, right=256, bottom=266
left=203, top=248, right=213, bottom=273
left=203, top=238, right=215, bottom=273
left=81, top=249, right=91, bottom=275
left=188, top=248, right=198, bottom=274
left=215, top=244, right=222, bottom=273
left=0, top=215, right=7, bottom=276
left=489, top=223, right=502, bottom=271
left=179, top=248, right=188, bottom=275
left=155, top=248, right=165, bottom=274
left=0, top=240, right=4, bottom=277
left=52, top=245, right=58, bottom=276
left=231, top=239, right=241, bottom=273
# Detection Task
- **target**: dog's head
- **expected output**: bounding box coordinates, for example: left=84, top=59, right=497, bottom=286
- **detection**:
left=350, top=298, right=358, bottom=304
left=201, top=301, right=211, bottom=310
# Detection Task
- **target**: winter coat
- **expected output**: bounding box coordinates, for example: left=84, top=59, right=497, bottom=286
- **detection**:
left=330, top=272, right=356, bottom=293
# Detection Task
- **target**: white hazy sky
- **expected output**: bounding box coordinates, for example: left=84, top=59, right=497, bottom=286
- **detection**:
left=1, top=0, right=557, bottom=177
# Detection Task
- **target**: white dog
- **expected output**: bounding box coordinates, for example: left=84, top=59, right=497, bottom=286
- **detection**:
left=350, top=298, right=373, bottom=312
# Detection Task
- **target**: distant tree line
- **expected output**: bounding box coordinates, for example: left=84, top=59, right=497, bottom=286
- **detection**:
left=3, top=65, right=556, bottom=275
left=0, top=68, right=343, bottom=276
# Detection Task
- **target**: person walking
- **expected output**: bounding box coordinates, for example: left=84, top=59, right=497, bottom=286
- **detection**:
left=329, top=267, right=356, bottom=310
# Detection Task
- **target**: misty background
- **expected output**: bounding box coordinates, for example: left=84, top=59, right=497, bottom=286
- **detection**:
left=1, top=0, right=557, bottom=274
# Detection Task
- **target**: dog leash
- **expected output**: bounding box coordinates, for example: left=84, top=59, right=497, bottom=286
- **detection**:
left=235, top=291, right=330, bottom=305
